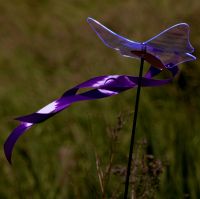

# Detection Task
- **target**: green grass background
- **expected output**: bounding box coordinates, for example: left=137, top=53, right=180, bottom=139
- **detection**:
left=0, top=0, right=200, bottom=198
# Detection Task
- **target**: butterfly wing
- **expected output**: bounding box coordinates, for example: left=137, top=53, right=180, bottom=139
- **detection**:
left=145, top=23, right=196, bottom=67
left=87, top=17, right=141, bottom=58
left=88, top=18, right=196, bottom=68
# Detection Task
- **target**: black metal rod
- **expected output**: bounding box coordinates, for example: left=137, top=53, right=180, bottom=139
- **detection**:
left=124, top=57, right=145, bottom=199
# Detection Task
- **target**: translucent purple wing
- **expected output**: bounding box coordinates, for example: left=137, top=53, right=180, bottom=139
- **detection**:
left=145, top=23, right=196, bottom=68
left=87, top=17, right=141, bottom=59
left=88, top=18, right=196, bottom=69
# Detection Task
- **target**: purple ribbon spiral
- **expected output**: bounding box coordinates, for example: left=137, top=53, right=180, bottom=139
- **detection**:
left=4, top=65, right=178, bottom=163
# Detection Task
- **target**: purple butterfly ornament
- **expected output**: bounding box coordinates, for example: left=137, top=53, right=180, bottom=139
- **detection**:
left=87, top=17, right=195, bottom=69
left=4, top=18, right=196, bottom=163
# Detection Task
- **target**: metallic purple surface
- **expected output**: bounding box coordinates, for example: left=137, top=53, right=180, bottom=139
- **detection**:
left=4, top=17, right=196, bottom=163
left=4, top=66, right=178, bottom=163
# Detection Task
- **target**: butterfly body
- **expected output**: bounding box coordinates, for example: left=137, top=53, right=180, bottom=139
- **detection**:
left=131, top=49, right=165, bottom=69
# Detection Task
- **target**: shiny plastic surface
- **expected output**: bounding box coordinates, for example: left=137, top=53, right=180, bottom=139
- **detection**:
left=87, top=17, right=196, bottom=69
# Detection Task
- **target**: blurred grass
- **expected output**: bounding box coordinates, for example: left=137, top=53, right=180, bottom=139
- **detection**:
left=0, top=0, right=200, bottom=198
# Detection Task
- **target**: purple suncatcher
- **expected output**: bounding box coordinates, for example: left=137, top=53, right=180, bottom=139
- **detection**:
left=87, top=18, right=195, bottom=69
left=4, top=17, right=196, bottom=163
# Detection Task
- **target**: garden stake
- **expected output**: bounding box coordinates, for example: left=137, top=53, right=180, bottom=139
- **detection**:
left=124, top=54, right=145, bottom=199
